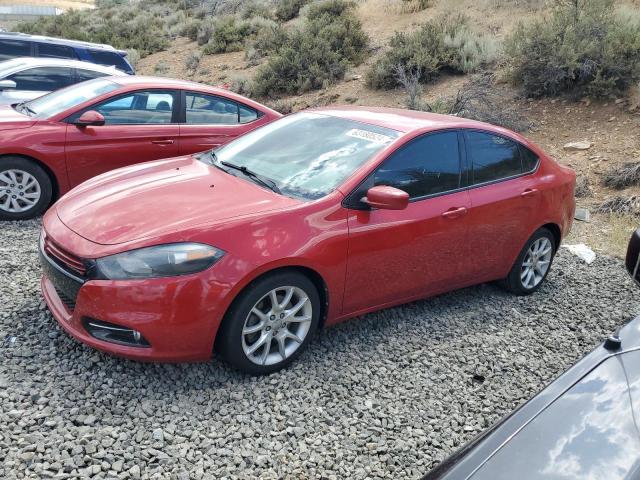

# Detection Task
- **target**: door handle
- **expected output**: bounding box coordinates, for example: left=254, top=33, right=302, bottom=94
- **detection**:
left=521, top=188, right=539, bottom=198
left=441, top=207, right=468, bottom=219
left=151, top=139, right=175, bottom=145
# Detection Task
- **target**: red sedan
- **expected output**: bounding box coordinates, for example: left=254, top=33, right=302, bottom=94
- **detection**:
left=0, top=76, right=280, bottom=220
left=40, top=107, right=576, bottom=374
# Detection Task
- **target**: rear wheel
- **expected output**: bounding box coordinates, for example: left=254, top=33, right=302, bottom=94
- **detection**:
left=216, top=271, right=320, bottom=375
left=0, top=157, right=52, bottom=220
left=500, top=227, right=556, bottom=295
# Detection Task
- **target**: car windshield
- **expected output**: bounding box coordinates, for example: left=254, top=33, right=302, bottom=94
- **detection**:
left=20, top=78, right=119, bottom=118
left=211, top=112, right=402, bottom=200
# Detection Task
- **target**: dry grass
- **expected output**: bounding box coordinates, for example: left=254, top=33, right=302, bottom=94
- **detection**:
left=595, top=196, right=640, bottom=216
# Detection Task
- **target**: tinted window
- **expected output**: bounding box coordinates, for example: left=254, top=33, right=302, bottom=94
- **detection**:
left=374, top=131, right=461, bottom=198
left=88, top=50, right=129, bottom=71
left=521, top=145, right=539, bottom=172
left=76, top=69, right=109, bottom=82
left=466, top=131, right=522, bottom=185
left=186, top=93, right=240, bottom=125
left=37, top=43, right=77, bottom=59
left=92, top=90, right=175, bottom=124
left=7, top=67, right=74, bottom=91
left=0, top=39, right=31, bottom=61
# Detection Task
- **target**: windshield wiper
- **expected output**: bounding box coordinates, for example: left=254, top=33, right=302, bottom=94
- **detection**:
left=15, top=102, right=36, bottom=116
left=219, top=160, right=282, bottom=195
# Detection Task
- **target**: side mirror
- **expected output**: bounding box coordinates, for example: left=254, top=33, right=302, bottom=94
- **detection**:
left=74, top=110, right=105, bottom=127
left=362, top=185, right=409, bottom=210
left=0, top=79, right=17, bottom=90
left=626, top=228, right=640, bottom=286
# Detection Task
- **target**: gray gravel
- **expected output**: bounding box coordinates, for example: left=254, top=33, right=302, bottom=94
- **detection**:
left=1, top=219, right=639, bottom=479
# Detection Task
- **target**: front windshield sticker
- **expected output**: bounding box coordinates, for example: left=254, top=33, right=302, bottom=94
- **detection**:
left=345, top=129, right=394, bottom=144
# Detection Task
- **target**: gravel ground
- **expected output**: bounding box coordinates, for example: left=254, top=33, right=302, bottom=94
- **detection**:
left=1, top=219, right=639, bottom=480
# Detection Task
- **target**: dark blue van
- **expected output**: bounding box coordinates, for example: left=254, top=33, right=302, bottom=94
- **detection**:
left=0, top=32, right=135, bottom=74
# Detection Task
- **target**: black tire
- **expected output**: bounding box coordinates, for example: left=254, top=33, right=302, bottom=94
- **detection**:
left=0, top=156, right=53, bottom=221
left=499, top=227, right=557, bottom=295
left=216, top=271, right=321, bottom=375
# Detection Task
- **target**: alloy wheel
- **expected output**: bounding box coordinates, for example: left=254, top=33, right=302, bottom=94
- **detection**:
left=521, top=237, right=553, bottom=289
left=241, top=286, right=313, bottom=366
left=0, top=169, right=41, bottom=213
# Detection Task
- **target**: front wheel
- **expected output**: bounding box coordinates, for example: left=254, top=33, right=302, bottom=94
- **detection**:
left=0, top=157, right=53, bottom=220
left=216, top=271, right=321, bottom=375
left=500, top=227, right=556, bottom=295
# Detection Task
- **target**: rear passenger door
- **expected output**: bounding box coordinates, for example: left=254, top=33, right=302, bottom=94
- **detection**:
left=463, top=130, right=541, bottom=282
left=64, top=89, right=180, bottom=187
left=178, top=91, right=261, bottom=155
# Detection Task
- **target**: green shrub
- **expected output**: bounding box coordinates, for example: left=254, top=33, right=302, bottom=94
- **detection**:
left=241, top=1, right=274, bottom=20
left=505, top=0, right=640, bottom=98
left=275, top=0, right=309, bottom=21
left=251, top=0, right=369, bottom=96
left=202, top=16, right=254, bottom=53
left=367, top=14, right=497, bottom=89
left=17, top=2, right=171, bottom=56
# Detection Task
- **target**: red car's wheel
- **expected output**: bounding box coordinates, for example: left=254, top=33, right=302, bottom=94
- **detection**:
left=217, top=271, right=321, bottom=375
left=500, top=227, right=557, bottom=295
left=0, top=157, right=52, bottom=220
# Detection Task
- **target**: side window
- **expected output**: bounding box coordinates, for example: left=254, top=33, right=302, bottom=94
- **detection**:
left=466, top=131, right=522, bottom=185
left=520, top=145, right=539, bottom=173
left=88, top=50, right=130, bottom=71
left=0, top=39, right=31, bottom=61
left=7, top=67, right=74, bottom=91
left=37, top=43, right=77, bottom=59
left=374, top=131, right=461, bottom=199
left=76, top=69, right=109, bottom=83
left=239, top=104, right=258, bottom=123
left=91, top=90, right=175, bottom=125
left=185, top=92, right=240, bottom=125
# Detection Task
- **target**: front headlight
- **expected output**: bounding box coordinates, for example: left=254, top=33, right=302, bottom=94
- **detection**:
left=95, top=243, right=224, bottom=280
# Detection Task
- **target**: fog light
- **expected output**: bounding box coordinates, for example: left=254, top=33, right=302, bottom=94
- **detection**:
left=83, top=318, right=150, bottom=348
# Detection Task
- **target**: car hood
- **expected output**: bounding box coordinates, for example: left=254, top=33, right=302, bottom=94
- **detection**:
left=0, top=105, right=37, bottom=130
left=56, top=155, right=300, bottom=245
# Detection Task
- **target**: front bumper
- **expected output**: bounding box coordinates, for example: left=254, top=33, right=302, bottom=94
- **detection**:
left=40, top=234, right=235, bottom=363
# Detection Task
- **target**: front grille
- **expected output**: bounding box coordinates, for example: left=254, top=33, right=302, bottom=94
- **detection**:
left=43, top=236, right=87, bottom=277
left=54, top=286, right=76, bottom=311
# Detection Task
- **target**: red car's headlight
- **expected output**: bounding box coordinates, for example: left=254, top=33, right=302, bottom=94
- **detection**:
left=95, top=243, right=224, bottom=280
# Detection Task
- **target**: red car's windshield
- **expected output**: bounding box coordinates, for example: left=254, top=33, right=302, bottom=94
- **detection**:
left=211, top=112, right=402, bottom=200
left=22, top=78, right=119, bottom=119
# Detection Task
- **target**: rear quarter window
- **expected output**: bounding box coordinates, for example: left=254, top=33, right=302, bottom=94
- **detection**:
left=87, top=50, right=129, bottom=71
left=37, top=43, right=77, bottom=60
left=520, top=145, right=539, bottom=172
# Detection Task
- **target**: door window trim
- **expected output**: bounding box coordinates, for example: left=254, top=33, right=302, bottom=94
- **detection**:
left=64, top=88, right=181, bottom=125
left=343, top=129, right=466, bottom=210
left=179, top=90, right=263, bottom=125
left=461, top=128, right=540, bottom=191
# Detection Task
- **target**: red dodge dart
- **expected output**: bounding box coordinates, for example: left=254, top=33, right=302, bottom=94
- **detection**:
left=0, top=76, right=280, bottom=220
left=40, top=107, right=576, bottom=374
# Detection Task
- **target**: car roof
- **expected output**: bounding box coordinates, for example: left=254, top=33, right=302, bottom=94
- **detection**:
left=0, top=57, right=127, bottom=74
left=0, top=31, right=126, bottom=54
left=309, top=106, right=503, bottom=134
left=109, top=75, right=233, bottom=94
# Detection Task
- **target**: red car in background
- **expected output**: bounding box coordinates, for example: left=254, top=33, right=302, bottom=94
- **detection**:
left=39, top=107, right=576, bottom=374
left=0, top=76, right=280, bottom=220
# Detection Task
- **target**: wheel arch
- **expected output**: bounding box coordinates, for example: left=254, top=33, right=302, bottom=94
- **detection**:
left=540, top=222, right=561, bottom=250
left=214, top=264, right=330, bottom=349
left=0, top=153, right=60, bottom=203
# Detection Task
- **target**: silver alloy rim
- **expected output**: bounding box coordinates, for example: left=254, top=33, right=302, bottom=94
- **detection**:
left=242, top=286, right=313, bottom=366
left=521, top=237, right=553, bottom=289
left=0, top=169, right=41, bottom=213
